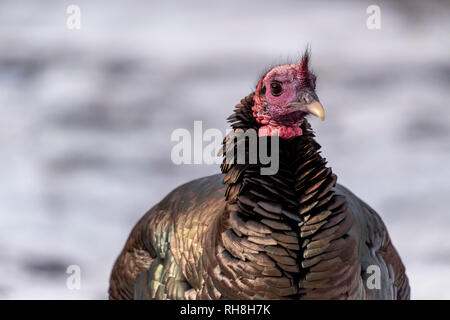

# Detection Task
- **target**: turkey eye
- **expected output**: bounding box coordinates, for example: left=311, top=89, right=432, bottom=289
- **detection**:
left=270, top=81, right=283, bottom=96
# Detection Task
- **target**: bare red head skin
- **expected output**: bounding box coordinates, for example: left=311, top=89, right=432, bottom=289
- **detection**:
left=252, top=52, right=325, bottom=139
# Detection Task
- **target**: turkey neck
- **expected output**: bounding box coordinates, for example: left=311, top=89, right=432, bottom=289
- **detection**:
left=219, top=93, right=338, bottom=297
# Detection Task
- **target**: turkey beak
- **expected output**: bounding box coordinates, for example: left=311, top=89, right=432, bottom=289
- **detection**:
left=286, top=91, right=325, bottom=121
left=304, top=100, right=325, bottom=121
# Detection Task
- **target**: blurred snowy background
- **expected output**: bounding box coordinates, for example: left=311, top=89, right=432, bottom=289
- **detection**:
left=0, top=0, right=449, bottom=299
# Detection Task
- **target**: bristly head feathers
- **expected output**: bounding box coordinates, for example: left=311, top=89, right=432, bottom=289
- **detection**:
left=251, top=48, right=324, bottom=140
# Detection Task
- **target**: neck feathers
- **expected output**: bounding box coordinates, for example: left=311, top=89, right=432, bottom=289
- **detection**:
left=213, top=93, right=353, bottom=299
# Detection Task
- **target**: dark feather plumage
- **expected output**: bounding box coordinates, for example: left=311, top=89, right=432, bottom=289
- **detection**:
left=109, top=92, right=410, bottom=300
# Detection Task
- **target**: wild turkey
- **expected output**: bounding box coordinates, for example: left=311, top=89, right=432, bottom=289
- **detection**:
left=109, top=50, right=410, bottom=300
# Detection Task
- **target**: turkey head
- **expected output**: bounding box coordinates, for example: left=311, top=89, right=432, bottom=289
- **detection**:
left=253, top=50, right=325, bottom=139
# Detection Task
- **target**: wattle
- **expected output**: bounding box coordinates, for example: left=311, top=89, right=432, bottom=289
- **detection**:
left=258, top=125, right=303, bottom=139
